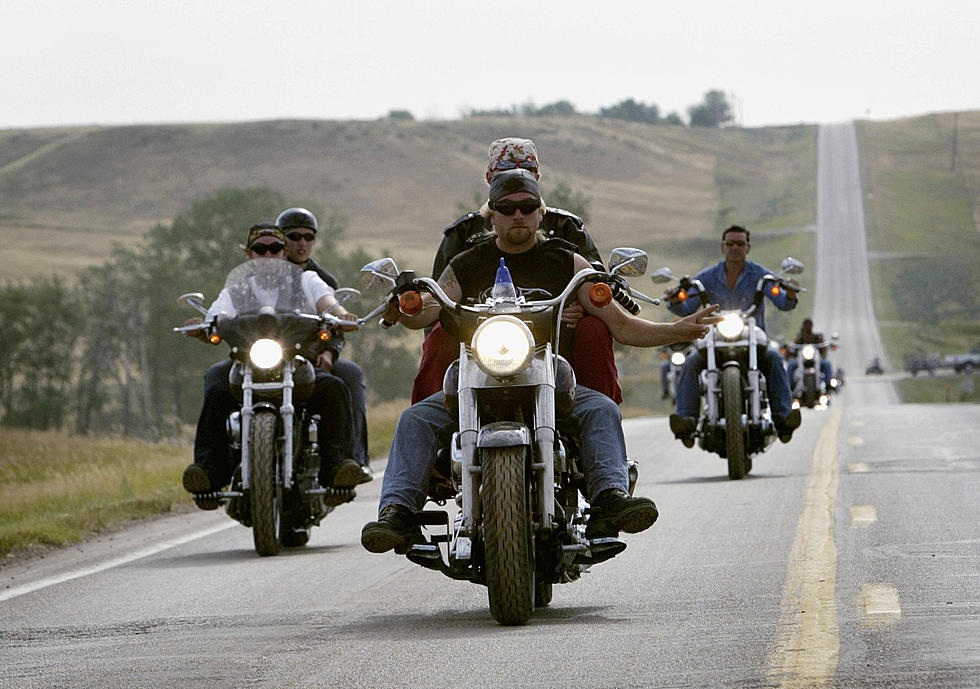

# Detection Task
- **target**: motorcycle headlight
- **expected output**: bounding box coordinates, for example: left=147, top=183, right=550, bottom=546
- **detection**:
left=716, top=313, right=745, bottom=340
left=801, top=344, right=816, bottom=360
left=471, top=315, right=533, bottom=378
left=670, top=351, right=686, bottom=366
left=249, top=338, right=283, bottom=369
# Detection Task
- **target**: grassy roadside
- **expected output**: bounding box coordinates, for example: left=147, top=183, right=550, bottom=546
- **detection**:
left=0, top=407, right=403, bottom=563
left=856, top=113, right=980, bottom=382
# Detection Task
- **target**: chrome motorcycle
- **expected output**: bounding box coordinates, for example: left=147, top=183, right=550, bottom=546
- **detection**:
left=782, top=335, right=840, bottom=409
left=652, top=258, right=804, bottom=480
left=174, top=260, right=362, bottom=556
left=361, top=248, right=654, bottom=625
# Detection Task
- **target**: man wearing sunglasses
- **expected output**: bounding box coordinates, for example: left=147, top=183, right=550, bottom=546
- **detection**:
left=413, top=137, right=622, bottom=406
left=361, top=169, right=721, bottom=554
left=664, top=225, right=802, bottom=446
left=277, top=207, right=372, bottom=485
left=181, top=223, right=365, bottom=508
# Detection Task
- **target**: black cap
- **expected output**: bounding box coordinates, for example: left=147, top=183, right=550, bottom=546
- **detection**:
left=488, top=168, right=541, bottom=206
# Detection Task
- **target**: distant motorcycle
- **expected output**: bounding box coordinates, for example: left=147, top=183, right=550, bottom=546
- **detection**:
left=782, top=335, right=840, bottom=409
left=659, top=343, right=691, bottom=403
left=361, top=248, right=655, bottom=624
left=174, top=260, right=363, bottom=556
left=652, top=258, right=805, bottom=480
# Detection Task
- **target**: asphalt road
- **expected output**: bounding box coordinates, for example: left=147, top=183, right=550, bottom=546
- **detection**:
left=1, top=124, right=977, bottom=688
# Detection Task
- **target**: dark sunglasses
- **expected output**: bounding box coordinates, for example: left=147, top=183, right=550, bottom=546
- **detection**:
left=494, top=159, right=538, bottom=172
left=286, top=232, right=316, bottom=242
left=492, top=199, right=541, bottom=216
left=725, top=240, right=747, bottom=247
left=250, top=241, right=285, bottom=255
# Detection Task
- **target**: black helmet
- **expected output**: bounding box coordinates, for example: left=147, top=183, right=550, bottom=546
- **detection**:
left=276, top=207, right=318, bottom=233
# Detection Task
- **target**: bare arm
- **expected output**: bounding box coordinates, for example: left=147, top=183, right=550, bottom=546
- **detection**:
left=573, top=254, right=721, bottom=347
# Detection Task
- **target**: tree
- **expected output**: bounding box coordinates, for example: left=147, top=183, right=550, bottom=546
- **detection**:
left=598, top=98, right=661, bottom=124
left=386, top=110, right=414, bottom=121
left=688, top=90, right=733, bottom=128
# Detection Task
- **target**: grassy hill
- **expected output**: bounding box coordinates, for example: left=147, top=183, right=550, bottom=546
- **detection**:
left=0, top=117, right=817, bottom=283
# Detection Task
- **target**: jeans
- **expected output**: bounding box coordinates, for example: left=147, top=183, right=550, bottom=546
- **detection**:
left=675, top=343, right=794, bottom=421
left=332, top=358, right=369, bottom=466
left=378, top=386, right=630, bottom=514
left=193, top=359, right=354, bottom=485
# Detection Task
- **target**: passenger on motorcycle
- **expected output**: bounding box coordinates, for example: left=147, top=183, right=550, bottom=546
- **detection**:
left=411, top=137, right=622, bottom=404
left=785, top=318, right=835, bottom=387
left=361, top=169, right=721, bottom=554
left=181, top=223, right=364, bottom=508
left=666, top=225, right=802, bottom=446
left=277, top=207, right=372, bottom=485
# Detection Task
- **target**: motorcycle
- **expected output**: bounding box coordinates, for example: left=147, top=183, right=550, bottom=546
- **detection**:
left=360, top=248, right=656, bottom=625
left=659, top=343, right=690, bottom=403
left=652, top=258, right=804, bottom=480
left=782, top=335, right=840, bottom=409
left=174, top=259, right=363, bottom=556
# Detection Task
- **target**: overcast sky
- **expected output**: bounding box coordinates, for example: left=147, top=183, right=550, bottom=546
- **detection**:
left=2, top=0, right=977, bottom=130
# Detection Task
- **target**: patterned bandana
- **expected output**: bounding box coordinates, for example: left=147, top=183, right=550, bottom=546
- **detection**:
left=486, top=137, right=539, bottom=174
left=245, top=223, right=285, bottom=247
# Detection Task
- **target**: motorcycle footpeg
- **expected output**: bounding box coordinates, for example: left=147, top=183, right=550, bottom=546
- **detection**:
left=317, top=486, right=355, bottom=507
left=575, top=537, right=627, bottom=566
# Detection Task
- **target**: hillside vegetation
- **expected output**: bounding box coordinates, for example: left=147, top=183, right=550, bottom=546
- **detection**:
left=0, top=118, right=816, bottom=282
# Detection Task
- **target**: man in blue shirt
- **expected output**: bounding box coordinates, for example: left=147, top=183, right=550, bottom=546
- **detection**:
left=666, top=225, right=802, bottom=445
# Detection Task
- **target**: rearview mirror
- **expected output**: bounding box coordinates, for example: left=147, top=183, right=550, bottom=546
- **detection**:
left=780, top=257, right=804, bottom=275
left=176, top=292, right=208, bottom=315
left=360, top=258, right=399, bottom=290
left=608, top=248, right=648, bottom=277
left=334, top=287, right=361, bottom=305
left=649, top=267, right=675, bottom=284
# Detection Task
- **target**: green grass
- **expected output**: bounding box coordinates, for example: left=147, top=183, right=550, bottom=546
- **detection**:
left=897, top=373, right=980, bottom=403
left=858, top=113, right=980, bottom=386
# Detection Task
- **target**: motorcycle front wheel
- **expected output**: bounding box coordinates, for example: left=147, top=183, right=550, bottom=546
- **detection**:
left=482, top=446, right=535, bottom=625
left=250, top=411, right=283, bottom=556
left=722, top=367, right=747, bottom=480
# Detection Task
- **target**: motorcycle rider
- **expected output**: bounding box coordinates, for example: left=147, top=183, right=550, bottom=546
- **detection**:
left=360, top=169, right=721, bottom=554
left=411, top=137, right=622, bottom=404
left=277, top=207, right=372, bottom=484
left=181, top=223, right=364, bottom=508
left=785, top=318, right=835, bottom=389
left=666, top=225, right=802, bottom=446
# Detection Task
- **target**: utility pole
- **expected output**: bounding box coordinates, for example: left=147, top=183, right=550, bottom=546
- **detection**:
left=951, top=111, right=959, bottom=172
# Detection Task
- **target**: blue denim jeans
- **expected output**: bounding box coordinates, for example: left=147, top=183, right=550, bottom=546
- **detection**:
left=378, top=385, right=630, bottom=514
left=331, top=358, right=369, bottom=466
left=675, top=343, right=794, bottom=420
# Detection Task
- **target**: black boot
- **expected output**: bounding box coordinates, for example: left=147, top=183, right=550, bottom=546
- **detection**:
left=586, top=488, right=659, bottom=538
left=320, top=457, right=366, bottom=488
left=182, top=463, right=220, bottom=510
left=774, top=408, right=802, bottom=443
left=669, top=414, right=697, bottom=448
left=361, top=505, right=424, bottom=554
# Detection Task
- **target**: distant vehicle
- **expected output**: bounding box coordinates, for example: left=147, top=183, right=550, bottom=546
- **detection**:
left=944, top=346, right=980, bottom=374
left=865, top=357, right=884, bottom=375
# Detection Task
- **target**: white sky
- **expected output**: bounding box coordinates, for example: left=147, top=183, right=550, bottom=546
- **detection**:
left=1, top=0, right=978, bottom=129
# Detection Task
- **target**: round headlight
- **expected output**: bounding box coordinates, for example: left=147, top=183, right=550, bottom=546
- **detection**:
left=801, top=344, right=816, bottom=360
left=471, top=316, right=533, bottom=378
left=716, top=313, right=745, bottom=339
left=249, top=338, right=283, bottom=369
left=670, top=351, right=686, bottom=366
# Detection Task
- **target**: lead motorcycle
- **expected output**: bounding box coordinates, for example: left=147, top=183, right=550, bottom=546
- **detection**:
left=361, top=248, right=655, bottom=625
left=174, top=259, right=363, bottom=556
left=652, top=258, right=804, bottom=480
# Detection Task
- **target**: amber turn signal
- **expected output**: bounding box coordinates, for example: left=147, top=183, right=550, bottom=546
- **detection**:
left=399, top=291, right=423, bottom=316
left=209, top=333, right=221, bottom=345
left=770, top=285, right=781, bottom=297
left=589, top=282, right=612, bottom=307
left=318, top=329, right=331, bottom=341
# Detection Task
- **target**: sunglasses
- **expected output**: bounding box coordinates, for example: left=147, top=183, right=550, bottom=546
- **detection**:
left=493, top=159, right=538, bottom=172
left=250, top=241, right=285, bottom=255
left=492, top=199, right=541, bottom=216
left=725, top=240, right=747, bottom=247
left=286, top=232, right=316, bottom=242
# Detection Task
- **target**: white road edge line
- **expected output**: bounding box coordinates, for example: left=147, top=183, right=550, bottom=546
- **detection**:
left=0, top=521, right=237, bottom=603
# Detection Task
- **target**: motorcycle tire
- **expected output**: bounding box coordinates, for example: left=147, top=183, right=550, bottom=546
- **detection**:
left=250, top=411, right=283, bottom=556
left=802, top=372, right=818, bottom=408
left=482, top=446, right=535, bottom=625
left=722, top=367, right=748, bottom=480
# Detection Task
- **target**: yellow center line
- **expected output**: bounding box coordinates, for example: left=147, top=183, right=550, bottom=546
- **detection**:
left=768, top=406, right=841, bottom=688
